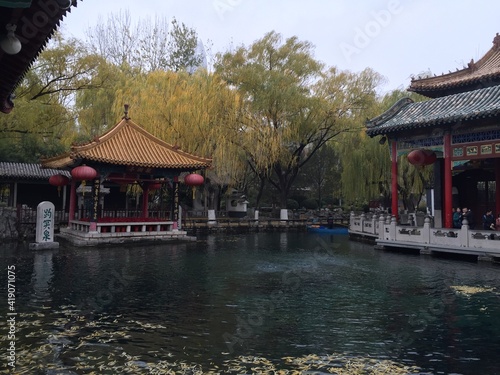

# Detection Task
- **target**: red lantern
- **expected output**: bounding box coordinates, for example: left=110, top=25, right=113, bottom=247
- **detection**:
left=184, top=173, right=204, bottom=186
left=184, top=173, right=204, bottom=200
left=49, top=174, right=70, bottom=197
left=423, top=150, right=437, bottom=165
left=71, top=165, right=97, bottom=197
left=407, top=149, right=426, bottom=166
left=49, top=174, right=70, bottom=187
left=408, top=149, right=437, bottom=166
left=71, top=165, right=97, bottom=181
left=149, top=182, right=162, bottom=190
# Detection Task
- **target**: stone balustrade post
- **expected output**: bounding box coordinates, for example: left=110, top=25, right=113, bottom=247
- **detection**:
left=423, top=216, right=431, bottom=243
left=371, top=214, right=378, bottom=235
left=459, top=218, right=469, bottom=247
left=388, top=215, right=397, bottom=241
left=378, top=214, right=385, bottom=239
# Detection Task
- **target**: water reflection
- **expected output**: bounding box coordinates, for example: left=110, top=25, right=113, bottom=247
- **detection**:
left=0, top=233, right=499, bottom=374
left=30, top=251, right=54, bottom=306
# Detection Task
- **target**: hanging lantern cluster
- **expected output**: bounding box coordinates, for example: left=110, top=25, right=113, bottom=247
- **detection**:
left=48, top=174, right=70, bottom=197
left=407, top=149, right=437, bottom=166
left=184, top=173, right=204, bottom=199
left=71, top=165, right=97, bottom=197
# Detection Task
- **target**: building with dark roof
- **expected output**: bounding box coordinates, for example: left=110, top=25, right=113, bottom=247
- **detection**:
left=366, top=33, right=500, bottom=230
left=0, top=161, right=70, bottom=208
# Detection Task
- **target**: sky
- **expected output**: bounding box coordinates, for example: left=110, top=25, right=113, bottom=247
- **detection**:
left=59, top=0, right=500, bottom=93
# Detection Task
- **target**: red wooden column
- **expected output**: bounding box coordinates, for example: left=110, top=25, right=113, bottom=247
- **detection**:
left=68, top=180, right=76, bottom=222
left=443, top=131, right=453, bottom=228
left=495, top=159, right=500, bottom=216
left=142, top=183, right=150, bottom=218
left=391, top=140, right=398, bottom=220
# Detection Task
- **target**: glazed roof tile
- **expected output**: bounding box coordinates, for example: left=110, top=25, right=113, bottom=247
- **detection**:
left=366, top=85, right=500, bottom=136
left=42, top=117, right=212, bottom=170
left=0, top=162, right=71, bottom=180
left=409, top=33, right=500, bottom=97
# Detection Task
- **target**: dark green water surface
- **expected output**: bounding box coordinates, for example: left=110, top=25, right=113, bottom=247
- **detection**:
left=1, top=232, right=500, bottom=374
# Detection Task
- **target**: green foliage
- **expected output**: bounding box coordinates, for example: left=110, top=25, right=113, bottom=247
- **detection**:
left=167, top=18, right=204, bottom=72
left=286, top=199, right=299, bottom=210
left=302, top=198, right=319, bottom=210
left=215, top=31, right=383, bottom=208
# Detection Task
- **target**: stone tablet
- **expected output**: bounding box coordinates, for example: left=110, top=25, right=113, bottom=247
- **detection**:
left=35, top=201, right=55, bottom=243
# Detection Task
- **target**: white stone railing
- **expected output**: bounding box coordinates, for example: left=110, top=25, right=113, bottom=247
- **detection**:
left=349, top=212, right=500, bottom=254
left=69, top=220, right=174, bottom=234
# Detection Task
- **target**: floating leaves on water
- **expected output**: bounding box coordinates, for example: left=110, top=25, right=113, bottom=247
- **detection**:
left=2, top=304, right=422, bottom=375
left=127, top=319, right=167, bottom=330
left=450, top=285, right=496, bottom=297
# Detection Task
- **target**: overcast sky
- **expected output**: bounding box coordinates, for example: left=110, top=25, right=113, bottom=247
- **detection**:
left=60, top=0, right=500, bottom=93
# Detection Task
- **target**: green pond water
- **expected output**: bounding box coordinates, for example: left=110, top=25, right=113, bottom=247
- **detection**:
left=1, top=232, right=500, bottom=374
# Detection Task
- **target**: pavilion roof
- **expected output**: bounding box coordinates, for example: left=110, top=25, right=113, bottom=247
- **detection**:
left=409, top=33, right=500, bottom=98
left=366, top=85, right=500, bottom=137
left=41, top=116, right=212, bottom=170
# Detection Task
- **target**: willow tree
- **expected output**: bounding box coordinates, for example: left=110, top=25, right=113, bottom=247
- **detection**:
left=340, top=89, right=431, bottom=210
left=338, top=130, right=391, bottom=209
left=74, top=58, right=135, bottom=139
left=215, top=31, right=383, bottom=213
left=111, top=69, right=244, bottom=179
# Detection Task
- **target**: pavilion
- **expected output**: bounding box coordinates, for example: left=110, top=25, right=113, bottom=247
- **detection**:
left=349, top=33, right=500, bottom=261
left=42, top=106, right=212, bottom=246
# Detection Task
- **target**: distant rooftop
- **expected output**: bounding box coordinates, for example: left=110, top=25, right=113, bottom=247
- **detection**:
left=0, top=162, right=70, bottom=180
left=409, top=33, right=500, bottom=98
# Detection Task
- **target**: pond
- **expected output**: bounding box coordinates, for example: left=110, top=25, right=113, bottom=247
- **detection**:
left=1, top=232, right=500, bottom=374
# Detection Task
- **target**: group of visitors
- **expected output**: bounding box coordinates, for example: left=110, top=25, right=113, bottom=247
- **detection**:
left=452, top=207, right=500, bottom=230
left=452, top=207, right=474, bottom=228
left=482, top=209, right=499, bottom=231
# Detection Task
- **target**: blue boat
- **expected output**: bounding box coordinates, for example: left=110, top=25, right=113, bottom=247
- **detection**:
left=307, top=225, right=348, bottom=234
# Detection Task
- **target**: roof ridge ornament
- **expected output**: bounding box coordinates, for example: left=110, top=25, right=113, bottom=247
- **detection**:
left=123, top=104, right=130, bottom=120
left=467, top=58, right=476, bottom=71
left=493, top=32, right=500, bottom=50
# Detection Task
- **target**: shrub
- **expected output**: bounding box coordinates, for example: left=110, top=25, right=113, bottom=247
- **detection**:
left=287, top=199, right=299, bottom=210
left=302, top=198, right=318, bottom=210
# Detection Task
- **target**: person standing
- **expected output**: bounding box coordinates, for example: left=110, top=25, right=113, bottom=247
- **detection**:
left=482, top=210, right=495, bottom=230
left=462, top=207, right=475, bottom=229
left=452, top=207, right=462, bottom=228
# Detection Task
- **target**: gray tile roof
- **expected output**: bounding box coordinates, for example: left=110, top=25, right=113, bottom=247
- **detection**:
left=366, top=85, right=500, bottom=136
left=0, top=162, right=71, bottom=181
